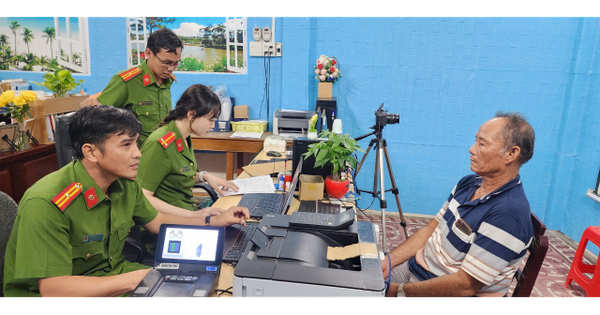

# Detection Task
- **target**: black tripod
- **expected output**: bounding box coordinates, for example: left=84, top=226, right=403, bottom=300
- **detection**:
left=355, top=108, right=408, bottom=253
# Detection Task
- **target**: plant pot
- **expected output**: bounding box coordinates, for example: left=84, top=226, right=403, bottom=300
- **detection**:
left=307, top=131, right=318, bottom=140
left=325, top=175, right=349, bottom=199
left=318, top=82, right=333, bottom=99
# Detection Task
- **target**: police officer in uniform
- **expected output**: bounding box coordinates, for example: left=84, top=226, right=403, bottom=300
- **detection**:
left=80, top=28, right=183, bottom=147
left=137, top=84, right=239, bottom=217
left=3, top=106, right=249, bottom=297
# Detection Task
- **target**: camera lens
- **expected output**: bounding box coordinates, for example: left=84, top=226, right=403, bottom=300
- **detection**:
left=387, top=113, right=400, bottom=125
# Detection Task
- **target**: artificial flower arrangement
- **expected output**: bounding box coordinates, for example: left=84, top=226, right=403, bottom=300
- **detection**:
left=314, top=55, right=341, bottom=83
left=0, top=90, right=37, bottom=123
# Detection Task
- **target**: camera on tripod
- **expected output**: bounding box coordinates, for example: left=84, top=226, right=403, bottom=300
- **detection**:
left=374, top=103, right=400, bottom=130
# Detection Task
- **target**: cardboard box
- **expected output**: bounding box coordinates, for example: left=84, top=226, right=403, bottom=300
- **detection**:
left=299, top=174, right=324, bottom=201
left=234, top=105, right=249, bottom=119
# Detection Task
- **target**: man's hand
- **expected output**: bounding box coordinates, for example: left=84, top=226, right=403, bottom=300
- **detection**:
left=211, top=206, right=250, bottom=226
left=79, top=97, right=101, bottom=108
left=203, top=173, right=239, bottom=195
left=381, top=255, right=391, bottom=279
left=196, top=207, right=226, bottom=216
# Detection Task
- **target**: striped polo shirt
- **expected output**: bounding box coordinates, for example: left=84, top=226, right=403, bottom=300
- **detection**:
left=408, top=174, right=533, bottom=296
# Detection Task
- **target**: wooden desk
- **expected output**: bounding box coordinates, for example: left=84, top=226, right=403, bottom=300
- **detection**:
left=191, top=131, right=292, bottom=180
left=0, top=143, right=59, bottom=202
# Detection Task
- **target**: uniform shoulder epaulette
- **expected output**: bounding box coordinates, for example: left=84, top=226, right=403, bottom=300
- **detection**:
left=158, top=131, right=176, bottom=149
left=119, top=67, right=142, bottom=82
left=51, top=182, right=83, bottom=212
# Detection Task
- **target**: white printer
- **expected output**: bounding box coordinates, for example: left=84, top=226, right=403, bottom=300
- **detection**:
left=273, top=110, right=315, bottom=138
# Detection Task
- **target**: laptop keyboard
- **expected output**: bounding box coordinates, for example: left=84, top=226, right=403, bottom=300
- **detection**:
left=238, top=193, right=284, bottom=217
left=223, top=222, right=259, bottom=262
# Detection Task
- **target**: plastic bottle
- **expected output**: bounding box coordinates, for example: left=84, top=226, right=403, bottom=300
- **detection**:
left=279, top=173, right=285, bottom=191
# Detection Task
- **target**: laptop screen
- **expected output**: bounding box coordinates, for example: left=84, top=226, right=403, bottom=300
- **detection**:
left=282, top=158, right=303, bottom=211
left=155, top=224, right=225, bottom=265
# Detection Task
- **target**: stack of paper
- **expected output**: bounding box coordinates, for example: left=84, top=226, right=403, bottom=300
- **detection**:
left=219, top=175, right=276, bottom=197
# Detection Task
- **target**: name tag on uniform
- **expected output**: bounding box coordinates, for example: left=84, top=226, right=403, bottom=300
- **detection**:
left=82, top=234, right=104, bottom=244
left=179, top=166, right=191, bottom=172
left=138, top=101, right=153, bottom=106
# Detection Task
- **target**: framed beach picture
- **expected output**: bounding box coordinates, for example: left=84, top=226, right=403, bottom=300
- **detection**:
left=0, top=17, right=90, bottom=74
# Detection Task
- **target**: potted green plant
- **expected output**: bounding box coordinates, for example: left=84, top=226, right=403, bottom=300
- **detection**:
left=30, top=65, right=83, bottom=98
left=303, top=130, right=364, bottom=199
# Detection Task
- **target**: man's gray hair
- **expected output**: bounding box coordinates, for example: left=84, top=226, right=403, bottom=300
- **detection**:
left=495, top=111, right=535, bottom=165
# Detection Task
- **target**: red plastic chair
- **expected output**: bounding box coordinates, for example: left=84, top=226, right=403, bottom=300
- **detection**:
left=564, top=226, right=600, bottom=297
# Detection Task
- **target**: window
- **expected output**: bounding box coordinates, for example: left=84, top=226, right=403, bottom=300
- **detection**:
left=225, top=17, right=246, bottom=74
left=127, top=17, right=148, bottom=68
left=54, top=17, right=90, bottom=74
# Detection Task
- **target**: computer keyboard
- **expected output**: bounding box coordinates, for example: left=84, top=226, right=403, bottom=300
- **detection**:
left=238, top=193, right=284, bottom=218
left=223, top=222, right=259, bottom=262
left=163, top=274, right=199, bottom=283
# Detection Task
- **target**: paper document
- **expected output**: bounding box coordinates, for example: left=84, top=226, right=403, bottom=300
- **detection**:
left=231, top=131, right=263, bottom=139
left=219, top=175, right=276, bottom=197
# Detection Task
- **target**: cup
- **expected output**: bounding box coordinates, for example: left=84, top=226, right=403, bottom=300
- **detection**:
left=332, top=119, right=343, bottom=134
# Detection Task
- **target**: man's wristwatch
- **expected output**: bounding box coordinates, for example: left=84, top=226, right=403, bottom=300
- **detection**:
left=205, top=215, right=213, bottom=226
left=397, top=283, right=406, bottom=297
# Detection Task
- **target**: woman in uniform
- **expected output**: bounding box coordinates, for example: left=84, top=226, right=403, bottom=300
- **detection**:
left=136, top=84, right=240, bottom=223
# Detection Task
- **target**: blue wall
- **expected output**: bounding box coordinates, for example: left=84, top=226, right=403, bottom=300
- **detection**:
left=3, top=17, right=600, bottom=246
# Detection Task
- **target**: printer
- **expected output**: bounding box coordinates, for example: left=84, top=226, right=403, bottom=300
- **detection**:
left=232, top=210, right=385, bottom=297
left=273, top=110, right=315, bottom=138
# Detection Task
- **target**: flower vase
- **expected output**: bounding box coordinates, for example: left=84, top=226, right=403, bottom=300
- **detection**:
left=318, top=82, right=333, bottom=99
left=307, top=131, right=318, bottom=140
left=325, top=175, right=349, bottom=199
left=15, top=123, right=30, bottom=151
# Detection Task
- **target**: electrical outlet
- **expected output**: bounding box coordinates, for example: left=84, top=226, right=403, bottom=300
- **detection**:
left=275, top=42, right=282, bottom=57
left=249, top=42, right=263, bottom=57
left=262, top=42, right=275, bottom=56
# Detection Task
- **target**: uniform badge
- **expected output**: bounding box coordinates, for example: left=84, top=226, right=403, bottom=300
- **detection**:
left=170, top=73, right=177, bottom=83
left=82, top=234, right=103, bottom=244
left=84, top=186, right=99, bottom=209
left=143, top=74, right=151, bottom=86
left=179, top=166, right=191, bottom=172
left=138, top=101, right=153, bottom=106
left=52, top=182, right=83, bottom=212
left=176, top=138, right=184, bottom=152
left=119, top=67, right=141, bottom=82
left=158, top=131, right=176, bottom=149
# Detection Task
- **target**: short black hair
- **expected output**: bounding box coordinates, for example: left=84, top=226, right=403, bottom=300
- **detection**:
left=70, top=105, right=142, bottom=159
left=161, top=84, right=221, bottom=126
left=146, top=28, right=183, bottom=54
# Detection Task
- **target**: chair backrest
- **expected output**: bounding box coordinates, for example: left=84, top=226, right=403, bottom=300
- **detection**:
left=511, top=211, right=549, bottom=297
left=0, top=191, right=18, bottom=297
left=55, top=113, right=77, bottom=168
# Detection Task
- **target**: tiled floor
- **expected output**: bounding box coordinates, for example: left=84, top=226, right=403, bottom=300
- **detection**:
left=357, top=210, right=596, bottom=297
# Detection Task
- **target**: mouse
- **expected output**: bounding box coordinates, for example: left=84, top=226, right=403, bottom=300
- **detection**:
left=266, top=151, right=282, bottom=157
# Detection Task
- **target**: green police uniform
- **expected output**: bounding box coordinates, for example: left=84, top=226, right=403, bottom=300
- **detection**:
left=97, top=60, right=175, bottom=146
left=3, top=160, right=158, bottom=297
left=136, top=120, right=198, bottom=211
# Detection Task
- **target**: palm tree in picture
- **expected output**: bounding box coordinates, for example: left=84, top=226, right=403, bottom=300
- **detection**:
left=0, top=34, right=9, bottom=47
left=9, top=21, right=20, bottom=55
left=0, top=47, right=14, bottom=70
left=22, top=28, right=34, bottom=54
left=42, top=26, right=56, bottom=59
left=39, top=55, right=50, bottom=71
left=12, top=54, right=25, bottom=70
left=22, top=53, right=38, bottom=71
left=72, top=52, right=82, bottom=67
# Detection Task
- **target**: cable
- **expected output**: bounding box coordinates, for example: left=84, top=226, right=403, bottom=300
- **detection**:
left=216, top=286, right=233, bottom=296
left=384, top=252, right=391, bottom=296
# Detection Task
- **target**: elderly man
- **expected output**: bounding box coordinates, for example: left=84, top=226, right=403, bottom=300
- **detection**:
left=381, top=112, right=535, bottom=297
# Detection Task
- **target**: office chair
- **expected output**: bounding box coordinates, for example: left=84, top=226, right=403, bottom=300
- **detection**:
left=55, top=113, right=77, bottom=168
left=0, top=191, right=18, bottom=297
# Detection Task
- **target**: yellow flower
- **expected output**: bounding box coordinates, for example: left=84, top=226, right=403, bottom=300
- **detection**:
left=0, top=90, right=15, bottom=107
left=309, top=114, right=318, bottom=130
left=20, top=90, right=37, bottom=102
left=12, top=96, right=26, bottom=107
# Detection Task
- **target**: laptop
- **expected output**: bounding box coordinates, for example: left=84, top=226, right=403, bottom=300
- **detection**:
left=237, top=158, right=303, bottom=219
left=130, top=224, right=225, bottom=297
